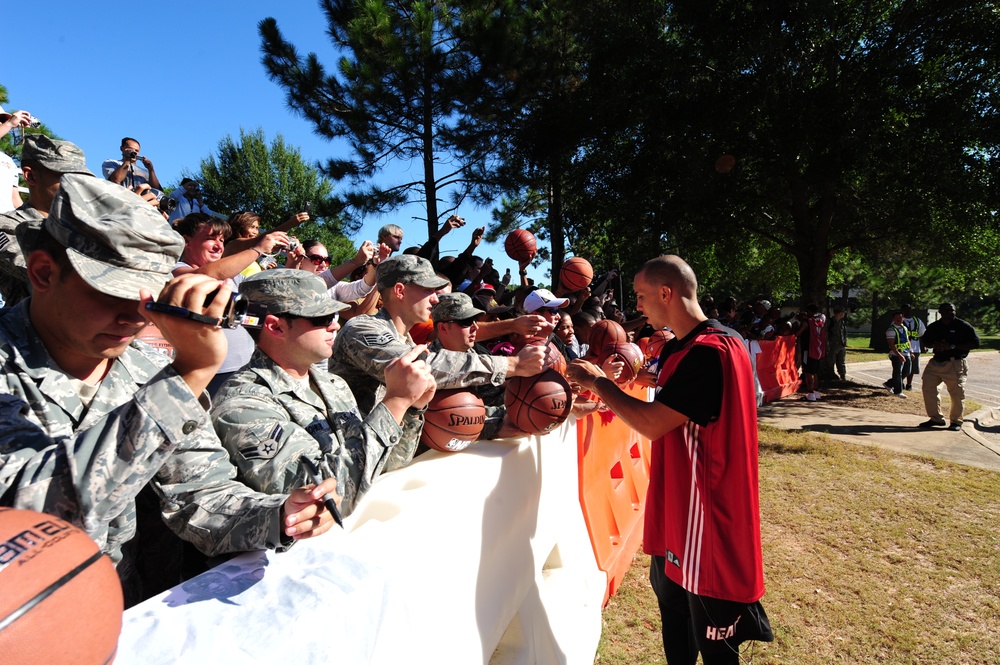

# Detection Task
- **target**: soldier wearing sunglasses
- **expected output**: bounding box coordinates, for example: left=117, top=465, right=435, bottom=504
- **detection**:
left=211, top=270, right=436, bottom=514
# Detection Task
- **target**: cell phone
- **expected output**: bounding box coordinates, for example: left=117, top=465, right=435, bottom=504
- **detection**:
left=304, top=201, right=312, bottom=214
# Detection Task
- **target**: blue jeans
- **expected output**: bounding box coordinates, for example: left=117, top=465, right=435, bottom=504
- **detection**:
left=889, top=354, right=911, bottom=394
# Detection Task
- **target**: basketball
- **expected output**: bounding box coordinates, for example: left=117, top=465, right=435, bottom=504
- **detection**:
left=0, top=508, right=122, bottom=664
left=420, top=389, right=487, bottom=452
left=598, top=342, right=644, bottom=384
left=715, top=154, right=736, bottom=174
left=547, top=341, right=567, bottom=376
left=504, top=229, right=537, bottom=262
left=560, top=257, right=593, bottom=292
left=504, top=369, right=573, bottom=435
left=588, top=319, right=626, bottom=351
left=644, top=329, right=674, bottom=365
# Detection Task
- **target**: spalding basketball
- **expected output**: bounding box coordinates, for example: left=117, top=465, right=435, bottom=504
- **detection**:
left=0, top=508, right=122, bottom=664
left=560, top=257, right=593, bottom=292
left=599, top=342, right=645, bottom=384
left=644, top=329, right=674, bottom=365
left=421, top=389, right=487, bottom=452
left=504, top=369, right=573, bottom=435
left=504, top=229, right=537, bottom=262
left=589, top=319, right=626, bottom=352
left=547, top=341, right=567, bottom=376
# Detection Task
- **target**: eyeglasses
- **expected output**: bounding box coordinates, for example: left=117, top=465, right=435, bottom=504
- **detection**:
left=447, top=317, right=479, bottom=328
left=280, top=312, right=339, bottom=328
left=307, top=254, right=331, bottom=265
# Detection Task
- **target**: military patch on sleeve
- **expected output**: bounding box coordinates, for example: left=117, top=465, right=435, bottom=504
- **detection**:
left=361, top=331, right=397, bottom=347
left=0, top=233, right=9, bottom=252
left=238, top=424, right=284, bottom=460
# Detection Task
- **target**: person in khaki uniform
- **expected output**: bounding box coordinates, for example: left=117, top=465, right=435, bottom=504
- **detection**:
left=212, top=269, right=435, bottom=514
left=918, top=303, right=980, bottom=430
left=0, top=175, right=338, bottom=605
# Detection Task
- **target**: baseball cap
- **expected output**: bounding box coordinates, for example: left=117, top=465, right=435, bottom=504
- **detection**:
left=524, top=288, right=569, bottom=313
left=239, top=269, right=348, bottom=317
left=20, top=135, right=93, bottom=176
left=376, top=254, right=449, bottom=291
left=43, top=174, right=184, bottom=300
left=431, top=292, right=484, bottom=323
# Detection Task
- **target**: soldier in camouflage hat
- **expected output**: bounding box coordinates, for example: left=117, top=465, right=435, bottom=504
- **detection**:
left=331, top=255, right=550, bottom=470
left=0, top=135, right=93, bottom=306
left=212, top=270, right=435, bottom=514
left=0, top=176, right=338, bottom=606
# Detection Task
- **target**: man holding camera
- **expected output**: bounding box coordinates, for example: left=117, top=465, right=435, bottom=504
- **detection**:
left=0, top=105, right=38, bottom=213
left=167, top=177, right=213, bottom=224
left=0, top=175, right=338, bottom=605
left=103, top=136, right=162, bottom=191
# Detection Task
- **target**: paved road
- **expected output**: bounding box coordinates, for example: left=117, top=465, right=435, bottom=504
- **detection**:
left=846, top=351, right=1000, bottom=408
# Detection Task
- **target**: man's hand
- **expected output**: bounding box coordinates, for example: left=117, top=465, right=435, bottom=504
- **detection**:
left=140, top=274, right=231, bottom=396
left=1, top=110, right=31, bottom=131
left=382, top=345, right=437, bottom=421
left=282, top=477, right=339, bottom=539
left=600, top=355, right=624, bottom=382
left=437, top=214, right=465, bottom=238
left=255, top=231, right=291, bottom=255
left=510, top=343, right=547, bottom=377
left=373, top=242, right=392, bottom=265
left=353, top=240, right=375, bottom=267
left=566, top=359, right=605, bottom=392
left=131, top=183, right=161, bottom=211
left=510, top=314, right=553, bottom=338
left=140, top=156, right=155, bottom=171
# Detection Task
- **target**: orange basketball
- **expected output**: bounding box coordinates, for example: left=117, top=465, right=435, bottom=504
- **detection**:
left=644, top=329, right=675, bottom=365
left=598, top=342, right=645, bottom=384
left=547, top=341, right=567, bottom=376
left=715, top=154, right=737, bottom=173
left=504, top=369, right=573, bottom=435
left=560, top=257, right=593, bottom=292
left=420, top=389, right=487, bottom=452
left=504, top=229, right=537, bottom=262
left=588, top=319, right=626, bottom=351
left=0, top=508, right=123, bottom=664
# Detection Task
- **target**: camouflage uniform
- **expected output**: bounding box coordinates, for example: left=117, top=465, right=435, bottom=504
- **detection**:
left=212, top=269, right=403, bottom=515
left=212, top=349, right=402, bottom=515
left=330, top=259, right=509, bottom=469
left=0, top=135, right=91, bottom=306
left=0, top=175, right=290, bottom=603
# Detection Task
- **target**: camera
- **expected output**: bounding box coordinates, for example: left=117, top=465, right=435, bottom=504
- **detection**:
left=159, top=197, right=177, bottom=214
left=123, top=149, right=141, bottom=161
left=288, top=239, right=299, bottom=251
left=205, top=289, right=249, bottom=329
left=25, top=115, right=41, bottom=129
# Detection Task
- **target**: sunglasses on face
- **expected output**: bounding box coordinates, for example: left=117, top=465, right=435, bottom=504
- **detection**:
left=281, top=312, right=339, bottom=328
left=307, top=254, right=331, bottom=265
left=448, top=317, right=479, bottom=328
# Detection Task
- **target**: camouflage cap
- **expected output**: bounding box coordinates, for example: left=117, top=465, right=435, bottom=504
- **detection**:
left=20, top=135, right=93, bottom=175
left=239, top=269, right=348, bottom=317
left=45, top=174, right=184, bottom=300
left=376, top=254, right=449, bottom=291
left=431, top=292, right=485, bottom=323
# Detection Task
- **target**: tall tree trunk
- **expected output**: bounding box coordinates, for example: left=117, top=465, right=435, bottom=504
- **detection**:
left=548, top=159, right=565, bottom=284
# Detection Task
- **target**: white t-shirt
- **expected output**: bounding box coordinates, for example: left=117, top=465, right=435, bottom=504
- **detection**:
left=0, top=153, right=20, bottom=214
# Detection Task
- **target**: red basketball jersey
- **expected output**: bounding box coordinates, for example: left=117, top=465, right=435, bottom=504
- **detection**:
left=643, top=328, right=766, bottom=603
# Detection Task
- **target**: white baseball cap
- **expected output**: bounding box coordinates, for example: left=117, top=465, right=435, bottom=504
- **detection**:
left=524, top=288, right=569, bottom=313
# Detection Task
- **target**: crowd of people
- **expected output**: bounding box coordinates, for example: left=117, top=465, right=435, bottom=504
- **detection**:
left=0, top=127, right=800, bottom=663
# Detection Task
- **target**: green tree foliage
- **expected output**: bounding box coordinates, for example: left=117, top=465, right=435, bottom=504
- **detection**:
left=259, top=0, right=494, bottom=241
left=193, top=127, right=339, bottom=235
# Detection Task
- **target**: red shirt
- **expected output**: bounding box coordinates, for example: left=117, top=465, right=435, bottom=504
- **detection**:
left=643, top=325, right=766, bottom=603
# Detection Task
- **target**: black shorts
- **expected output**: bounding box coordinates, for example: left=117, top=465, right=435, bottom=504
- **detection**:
left=650, top=556, right=774, bottom=664
left=803, top=356, right=821, bottom=374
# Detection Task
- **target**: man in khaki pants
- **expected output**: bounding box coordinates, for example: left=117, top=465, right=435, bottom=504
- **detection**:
left=918, top=303, right=980, bottom=431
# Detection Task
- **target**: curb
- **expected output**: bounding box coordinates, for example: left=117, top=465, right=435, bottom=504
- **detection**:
left=961, top=405, right=1000, bottom=460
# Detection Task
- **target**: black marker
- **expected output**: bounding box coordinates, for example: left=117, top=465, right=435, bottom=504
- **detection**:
left=299, top=455, right=344, bottom=529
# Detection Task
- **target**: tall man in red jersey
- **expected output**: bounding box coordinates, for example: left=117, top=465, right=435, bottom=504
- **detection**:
left=568, top=255, right=772, bottom=664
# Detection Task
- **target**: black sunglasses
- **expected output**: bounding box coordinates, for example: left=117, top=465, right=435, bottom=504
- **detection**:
left=447, top=317, right=479, bottom=328
left=280, top=312, right=339, bottom=328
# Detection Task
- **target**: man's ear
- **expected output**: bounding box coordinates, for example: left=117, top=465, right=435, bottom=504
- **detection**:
left=21, top=165, right=37, bottom=187
left=392, top=282, right=406, bottom=301
left=25, top=250, right=61, bottom=292
left=262, top=313, right=286, bottom=339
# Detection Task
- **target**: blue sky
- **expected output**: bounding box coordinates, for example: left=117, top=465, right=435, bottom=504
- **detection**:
left=5, top=2, right=543, bottom=282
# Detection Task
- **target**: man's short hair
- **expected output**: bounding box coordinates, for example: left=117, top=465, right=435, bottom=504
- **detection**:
left=121, top=137, right=139, bottom=147
left=639, top=255, right=698, bottom=296
left=175, top=213, right=231, bottom=241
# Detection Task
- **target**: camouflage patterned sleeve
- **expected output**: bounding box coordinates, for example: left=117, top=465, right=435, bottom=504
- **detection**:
left=0, top=365, right=214, bottom=543
left=334, top=318, right=414, bottom=384
left=210, top=382, right=402, bottom=517
left=427, top=347, right=508, bottom=390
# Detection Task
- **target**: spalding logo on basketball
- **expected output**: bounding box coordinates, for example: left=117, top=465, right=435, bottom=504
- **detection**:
left=421, top=389, right=487, bottom=452
left=504, top=369, right=573, bottom=435
left=0, top=508, right=123, bottom=665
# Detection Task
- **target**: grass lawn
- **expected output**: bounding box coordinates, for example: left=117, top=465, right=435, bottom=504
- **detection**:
left=844, top=334, right=1000, bottom=364
left=596, top=427, right=1000, bottom=664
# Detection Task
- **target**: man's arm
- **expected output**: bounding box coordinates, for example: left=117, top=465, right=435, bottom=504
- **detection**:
left=140, top=157, right=162, bottom=190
